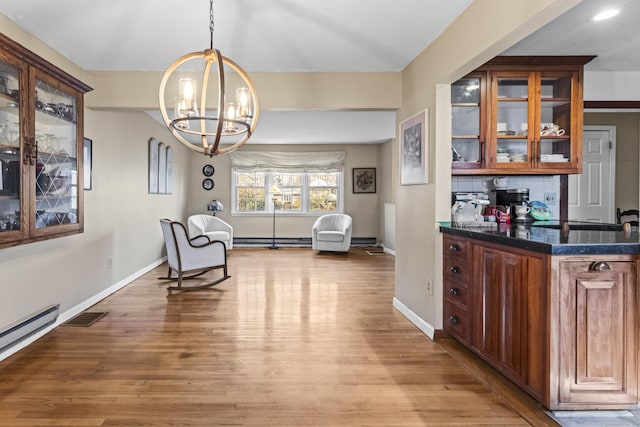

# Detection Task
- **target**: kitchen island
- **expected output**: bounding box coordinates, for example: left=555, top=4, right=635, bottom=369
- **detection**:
left=440, top=221, right=638, bottom=410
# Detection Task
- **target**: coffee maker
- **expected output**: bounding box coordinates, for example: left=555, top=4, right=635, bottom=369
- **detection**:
left=495, top=188, right=530, bottom=220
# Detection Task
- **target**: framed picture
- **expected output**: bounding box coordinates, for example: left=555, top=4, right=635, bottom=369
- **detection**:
left=83, top=137, right=92, bottom=190
left=353, top=168, right=376, bottom=193
left=166, top=146, right=174, bottom=194
left=399, top=109, right=428, bottom=185
left=148, top=137, right=159, bottom=194
left=158, top=141, right=167, bottom=194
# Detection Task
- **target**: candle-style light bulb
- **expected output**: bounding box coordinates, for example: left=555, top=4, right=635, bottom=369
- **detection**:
left=179, top=78, right=198, bottom=116
left=236, top=87, right=251, bottom=121
left=223, top=103, right=237, bottom=133
left=174, top=97, right=189, bottom=129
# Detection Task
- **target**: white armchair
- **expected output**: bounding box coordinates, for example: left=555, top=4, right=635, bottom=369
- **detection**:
left=312, top=214, right=353, bottom=252
left=187, top=214, right=234, bottom=250
left=159, top=219, right=230, bottom=292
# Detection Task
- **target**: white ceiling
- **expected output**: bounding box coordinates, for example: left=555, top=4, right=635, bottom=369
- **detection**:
left=503, top=0, right=640, bottom=72
left=0, top=0, right=474, bottom=73
left=1, top=0, right=637, bottom=145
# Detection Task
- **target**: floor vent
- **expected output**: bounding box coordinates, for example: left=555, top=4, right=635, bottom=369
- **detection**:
left=365, top=250, right=386, bottom=256
left=63, top=312, right=107, bottom=327
left=0, top=304, right=60, bottom=353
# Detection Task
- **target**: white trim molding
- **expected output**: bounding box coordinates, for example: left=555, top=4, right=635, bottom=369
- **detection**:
left=393, top=297, right=435, bottom=340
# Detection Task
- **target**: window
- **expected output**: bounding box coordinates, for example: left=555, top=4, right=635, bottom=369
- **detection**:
left=233, top=170, right=342, bottom=215
left=235, top=171, right=266, bottom=212
left=230, top=151, right=345, bottom=215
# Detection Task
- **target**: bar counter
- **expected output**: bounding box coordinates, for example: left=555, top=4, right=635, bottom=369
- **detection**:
left=439, top=220, right=640, bottom=255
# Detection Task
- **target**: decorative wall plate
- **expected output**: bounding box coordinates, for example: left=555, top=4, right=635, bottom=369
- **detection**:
left=202, top=164, right=215, bottom=177
left=202, top=178, right=214, bottom=190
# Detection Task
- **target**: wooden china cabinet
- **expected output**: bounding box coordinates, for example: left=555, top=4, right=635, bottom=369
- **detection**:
left=451, top=56, right=594, bottom=175
left=0, top=33, right=92, bottom=249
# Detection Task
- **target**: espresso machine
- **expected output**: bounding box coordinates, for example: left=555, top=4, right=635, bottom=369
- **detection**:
left=495, top=188, right=530, bottom=220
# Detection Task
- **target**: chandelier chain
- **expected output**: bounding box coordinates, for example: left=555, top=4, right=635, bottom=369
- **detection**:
left=209, top=0, right=215, bottom=50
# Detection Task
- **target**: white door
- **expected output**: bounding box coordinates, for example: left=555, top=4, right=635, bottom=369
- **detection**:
left=568, top=126, right=616, bottom=222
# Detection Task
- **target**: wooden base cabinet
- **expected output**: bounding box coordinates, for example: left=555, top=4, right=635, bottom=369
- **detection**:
left=442, top=236, right=639, bottom=410
left=469, top=242, right=549, bottom=403
left=551, top=256, right=638, bottom=409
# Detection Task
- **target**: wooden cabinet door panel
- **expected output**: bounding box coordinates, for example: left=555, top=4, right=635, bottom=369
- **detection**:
left=498, top=252, right=528, bottom=380
left=558, top=260, right=638, bottom=406
left=471, top=245, right=501, bottom=359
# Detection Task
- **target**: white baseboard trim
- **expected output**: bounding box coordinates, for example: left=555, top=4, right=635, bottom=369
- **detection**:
left=393, top=297, right=435, bottom=340
left=383, top=247, right=396, bottom=256
left=0, top=257, right=167, bottom=362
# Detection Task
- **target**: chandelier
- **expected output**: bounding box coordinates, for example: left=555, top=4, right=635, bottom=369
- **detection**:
left=158, top=0, right=259, bottom=156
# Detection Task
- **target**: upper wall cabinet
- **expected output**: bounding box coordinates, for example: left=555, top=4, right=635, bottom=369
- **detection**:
left=451, top=56, right=594, bottom=175
left=0, top=34, right=92, bottom=249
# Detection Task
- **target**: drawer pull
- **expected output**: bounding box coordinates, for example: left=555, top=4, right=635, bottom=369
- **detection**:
left=450, top=266, right=460, bottom=274
left=449, top=244, right=460, bottom=252
left=449, top=315, right=459, bottom=325
left=450, top=287, right=460, bottom=297
left=589, top=261, right=611, bottom=271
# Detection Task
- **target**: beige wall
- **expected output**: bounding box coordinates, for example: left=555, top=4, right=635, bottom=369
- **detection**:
left=87, top=71, right=401, bottom=111
left=584, top=112, right=640, bottom=211
left=186, top=144, right=382, bottom=239
left=394, top=0, right=581, bottom=333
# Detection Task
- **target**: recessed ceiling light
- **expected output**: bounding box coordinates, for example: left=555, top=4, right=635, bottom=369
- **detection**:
left=593, top=9, right=620, bottom=21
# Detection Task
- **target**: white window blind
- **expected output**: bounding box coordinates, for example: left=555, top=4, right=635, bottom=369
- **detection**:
left=230, top=151, right=345, bottom=173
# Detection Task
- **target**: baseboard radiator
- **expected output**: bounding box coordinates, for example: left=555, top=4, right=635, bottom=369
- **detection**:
left=234, top=237, right=376, bottom=247
left=0, top=304, right=60, bottom=353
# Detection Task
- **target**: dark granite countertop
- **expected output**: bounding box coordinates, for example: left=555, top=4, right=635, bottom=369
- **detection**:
left=439, top=220, right=640, bottom=255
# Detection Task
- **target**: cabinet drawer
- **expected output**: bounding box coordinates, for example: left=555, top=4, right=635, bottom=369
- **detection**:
left=444, top=280, right=468, bottom=307
left=443, top=301, right=469, bottom=344
left=444, top=236, right=470, bottom=261
left=444, top=259, right=470, bottom=283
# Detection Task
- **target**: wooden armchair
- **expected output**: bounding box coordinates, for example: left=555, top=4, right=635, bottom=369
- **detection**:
left=159, top=219, right=230, bottom=293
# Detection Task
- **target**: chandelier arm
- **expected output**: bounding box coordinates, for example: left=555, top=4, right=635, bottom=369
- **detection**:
left=221, top=55, right=260, bottom=135
left=199, top=57, right=213, bottom=151
left=211, top=49, right=225, bottom=156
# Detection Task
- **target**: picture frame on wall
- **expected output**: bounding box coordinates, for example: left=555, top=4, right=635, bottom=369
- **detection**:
left=353, top=168, right=376, bottom=193
left=399, top=109, right=428, bottom=185
left=166, top=145, right=174, bottom=194
left=148, top=137, right=159, bottom=194
left=83, top=137, right=92, bottom=190
left=158, top=141, right=166, bottom=194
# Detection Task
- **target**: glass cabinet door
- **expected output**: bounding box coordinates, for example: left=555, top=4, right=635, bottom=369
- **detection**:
left=491, top=72, right=532, bottom=168
left=451, top=73, right=485, bottom=169
left=31, top=71, right=80, bottom=235
left=0, top=54, right=25, bottom=240
left=536, top=72, right=575, bottom=167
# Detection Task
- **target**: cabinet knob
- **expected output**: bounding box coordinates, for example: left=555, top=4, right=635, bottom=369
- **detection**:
left=450, top=288, right=460, bottom=297
left=449, top=315, right=459, bottom=325
left=450, top=266, right=460, bottom=274
left=589, top=261, right=611, bottom=271
left=449, top=244, right=460, bottom=252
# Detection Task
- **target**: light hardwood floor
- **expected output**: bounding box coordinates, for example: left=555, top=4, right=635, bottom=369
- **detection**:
left=0, top=248, right=558, bottom=426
